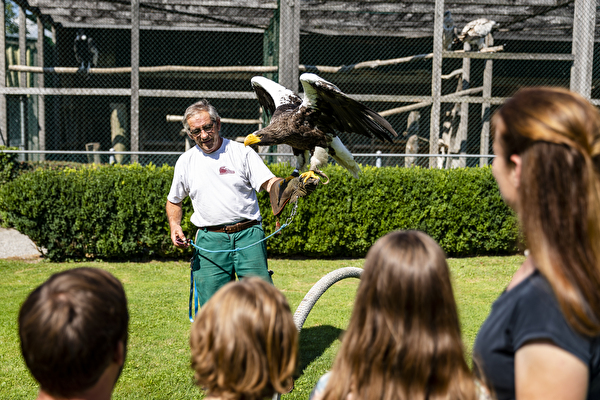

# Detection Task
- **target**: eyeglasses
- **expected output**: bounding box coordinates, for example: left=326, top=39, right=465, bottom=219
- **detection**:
left=189, top=123, right=215, bottom=137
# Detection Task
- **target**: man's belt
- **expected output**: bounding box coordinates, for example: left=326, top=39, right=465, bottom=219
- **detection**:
left=203, top=219, right=260, bottom=233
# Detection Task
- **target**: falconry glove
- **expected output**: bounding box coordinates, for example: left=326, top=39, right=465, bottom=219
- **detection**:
left=270, top=172, right=320, bottom=217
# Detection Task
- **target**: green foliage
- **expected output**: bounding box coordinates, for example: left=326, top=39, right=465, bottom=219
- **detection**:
left=0, top=146, right=20, bottom=185
left=0, top=163, right=194, bottom=261
left=5, top=1, right=17, bottom=35
left=260, top=164, right=519, bottom=258
left=0, top=162, right=518, bottom=261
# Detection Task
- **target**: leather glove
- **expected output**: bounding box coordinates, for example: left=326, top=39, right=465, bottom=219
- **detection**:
left=270, top=172, right=320, bottom=217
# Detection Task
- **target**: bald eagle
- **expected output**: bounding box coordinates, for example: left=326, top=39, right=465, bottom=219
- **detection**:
left=454, top=18, right=497, bottom=51
left=244, top=73, right=397, bottom=181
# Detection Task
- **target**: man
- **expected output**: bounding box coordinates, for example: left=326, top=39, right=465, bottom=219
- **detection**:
left=18, top=267, right=129, bottom=400
left=166, top=99, right=314, bottom=306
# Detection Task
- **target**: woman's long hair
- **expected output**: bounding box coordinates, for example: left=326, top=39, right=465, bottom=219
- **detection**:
left=494, top=86, right=600, bottom=336
left=321, top=230, right=479, bottom=400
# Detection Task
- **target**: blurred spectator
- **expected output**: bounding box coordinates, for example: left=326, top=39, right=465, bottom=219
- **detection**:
left=19, top=267, right=129, bottom=400
left=310, top=230, right=490, bottom=400
left=473, top=87, right=600, bottom=400
left=190, top=277, right=298, bottom=400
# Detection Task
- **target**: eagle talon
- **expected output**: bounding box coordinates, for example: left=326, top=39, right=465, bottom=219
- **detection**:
left=300, top=171, right=320, bottom=184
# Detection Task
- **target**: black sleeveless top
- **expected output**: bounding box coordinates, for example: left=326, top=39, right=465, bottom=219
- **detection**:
left=473, top=270, right=600, bottom=399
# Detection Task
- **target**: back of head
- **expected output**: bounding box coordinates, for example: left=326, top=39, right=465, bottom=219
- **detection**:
left=323, top=230, right=477, bottom=400
left=494, top=87, right=600, bottom=336
left=19, top=267, right=129, bottom=398
left=190, top=277, right=298, bottom=400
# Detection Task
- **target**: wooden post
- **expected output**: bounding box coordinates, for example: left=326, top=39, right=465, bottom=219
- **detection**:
left=570, top=0, right=596, bottom=98
left=51, top=25, right=61, bottom=151
left=480, top=34, right=493, bottom=167
left=18, top=4, right=27, bottom=157
left=110, top=103, right=128, bottom=164
left=429, top=0, right=444, bottom=168
left=0, top=0, right=6, bottom=146
left=278, top=0, right=299, bottom=92
left=275, top=0, right=300, bottom=164
left=37, top=16, right=45, bottom=160
left=404, top=111, right=420, bottom=167
left=451, top=42, right=470, bottom=168
left=130, top=0, right=140, bottom=163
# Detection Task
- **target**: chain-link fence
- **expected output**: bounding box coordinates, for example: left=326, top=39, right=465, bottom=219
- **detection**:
left=0, top=0, right=597, bottom=169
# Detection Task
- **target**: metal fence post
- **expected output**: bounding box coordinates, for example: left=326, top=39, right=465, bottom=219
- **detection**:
left=130, top=0, right=140, bottom=164
left=480, top=34, right=493, bottom=167
left=570, top=0, right=596, bottom=98
left=37, top=16, right=45, bottom=161
left=0, top=0, right=6, bottom=147
left=430, top=0, right=444, bottom=168
left=19, top=4, right=27, bottom=159
left=276, top=0, right=300, bottom=163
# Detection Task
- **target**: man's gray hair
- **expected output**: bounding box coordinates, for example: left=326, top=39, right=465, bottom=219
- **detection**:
left=183, top=99, right=220, bottom=134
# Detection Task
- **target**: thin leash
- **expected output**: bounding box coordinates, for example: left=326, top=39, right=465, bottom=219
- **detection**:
left=188, top=202, right=298, bottom=322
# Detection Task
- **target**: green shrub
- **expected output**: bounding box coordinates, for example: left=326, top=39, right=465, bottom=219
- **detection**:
left=0, top=164, right=194, bottom=261
left=0, top=146, right=21, bottom=185
left=0, top=162, right=518, bottom=261
left=259, top=164, right=518, bottom=258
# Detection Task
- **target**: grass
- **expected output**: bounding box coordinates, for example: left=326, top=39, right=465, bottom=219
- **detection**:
left=0, top=255, right=522, bottom=399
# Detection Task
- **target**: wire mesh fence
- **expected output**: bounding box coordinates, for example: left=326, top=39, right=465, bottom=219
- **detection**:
left=0, top=0, right=597, bottom=169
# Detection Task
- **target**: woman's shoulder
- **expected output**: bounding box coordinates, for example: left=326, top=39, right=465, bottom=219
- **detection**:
left=309, top=372, right=332, bottom=400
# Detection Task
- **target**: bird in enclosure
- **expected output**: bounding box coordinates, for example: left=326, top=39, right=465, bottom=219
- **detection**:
left=244, top=73, right=397, bottom=181
left=454, top=18, right=497, bottom=51
left=442, top=11, right=457, bottom=50
left=74, top=29, right=99, bottom=76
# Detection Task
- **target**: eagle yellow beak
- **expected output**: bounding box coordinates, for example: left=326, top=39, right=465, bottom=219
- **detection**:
left=244, top=133, right=261, bottom=147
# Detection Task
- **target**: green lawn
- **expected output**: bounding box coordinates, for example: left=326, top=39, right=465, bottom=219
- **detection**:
left=0, top=256, right=522, bottom=399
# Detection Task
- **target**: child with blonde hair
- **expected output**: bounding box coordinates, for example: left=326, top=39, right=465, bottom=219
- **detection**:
left=190, top=277, right=298, bottom=400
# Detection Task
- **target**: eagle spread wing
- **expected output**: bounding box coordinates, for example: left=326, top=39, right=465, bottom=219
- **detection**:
left=299, top=73, right=397, bottom=144
left=251, top=76, right=301, bottom=118
left=244, top=73, right=397, bottom=179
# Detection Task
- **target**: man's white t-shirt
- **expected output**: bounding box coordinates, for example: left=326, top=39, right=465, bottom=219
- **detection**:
left=167, top=138, right=275, bottom=227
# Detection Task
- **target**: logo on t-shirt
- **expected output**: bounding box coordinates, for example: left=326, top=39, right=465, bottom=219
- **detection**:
left=219, top=166, right=235, bottom=175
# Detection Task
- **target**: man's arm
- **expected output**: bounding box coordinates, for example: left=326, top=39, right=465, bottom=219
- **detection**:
left=261, top=176, right=281, bottom=193
left=515, top=340, right=588, bottom=400
left=166, top=200, right=189, bottom=248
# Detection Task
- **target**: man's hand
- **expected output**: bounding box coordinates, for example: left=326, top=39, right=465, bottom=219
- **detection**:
left=269, top=173, right=320, bottom=216
left=166, top=200, right=190, bottom=248
left=171, top=227, right=189, bottom=248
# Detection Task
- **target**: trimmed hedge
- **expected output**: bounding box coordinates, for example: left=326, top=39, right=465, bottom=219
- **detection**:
left=0, top=162, right=518, bottom=261
left=262, top=164, right=519, bottom=258
left=0, top=147, right=21, bottom=186
left=0, top=164, right=194, bottom=260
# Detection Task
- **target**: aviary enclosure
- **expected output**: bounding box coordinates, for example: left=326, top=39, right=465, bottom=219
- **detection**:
left=0, top=0, right=597, bottom=169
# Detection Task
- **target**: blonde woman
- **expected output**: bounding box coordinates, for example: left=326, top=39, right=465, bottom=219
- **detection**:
left=190, top=277, right=297, bottom=400
left=311, top=230, right=490, bottom=400
left=473, top=87, right=600, bottom=399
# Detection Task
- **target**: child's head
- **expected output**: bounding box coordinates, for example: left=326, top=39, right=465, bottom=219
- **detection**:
left=190, top=277, right=298, bottom=400
left=324, top=230, right=476, bottom=400
left=355, top=229, right=460, bottom=340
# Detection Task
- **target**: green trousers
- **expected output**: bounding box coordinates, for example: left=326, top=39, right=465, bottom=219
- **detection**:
left=192, top=224, right=272, bottom=307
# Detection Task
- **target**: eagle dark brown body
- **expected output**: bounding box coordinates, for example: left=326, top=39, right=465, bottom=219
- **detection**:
left=244, top=73, right=397, bottom=179
left=259, top=107, right=331, bottom=152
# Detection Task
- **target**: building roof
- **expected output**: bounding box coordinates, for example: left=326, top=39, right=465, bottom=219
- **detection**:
left=15, top=0, right=599, bottom=41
